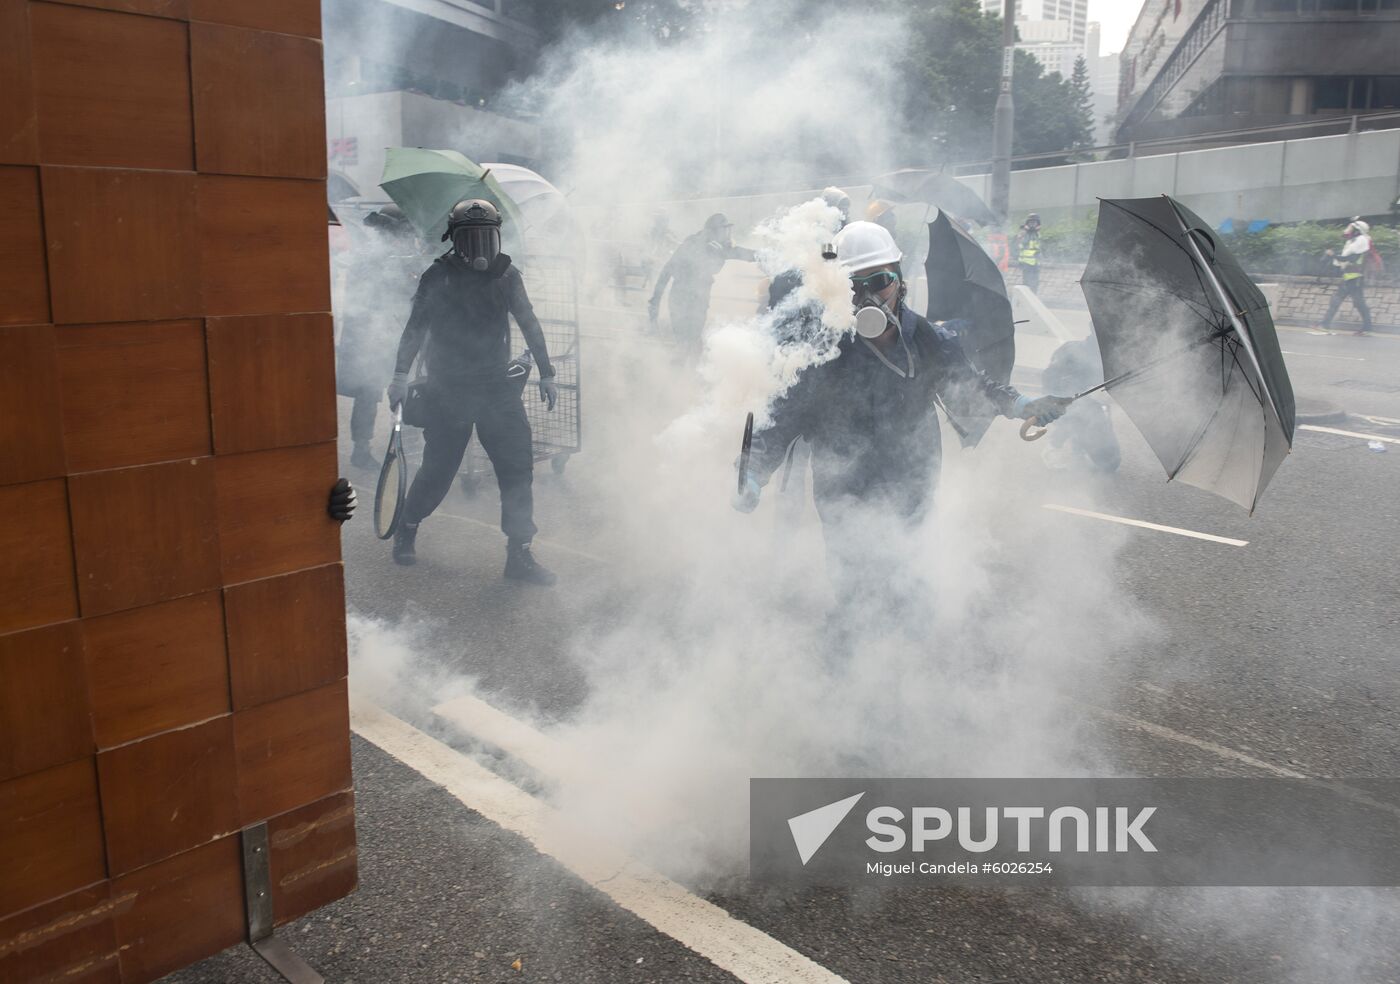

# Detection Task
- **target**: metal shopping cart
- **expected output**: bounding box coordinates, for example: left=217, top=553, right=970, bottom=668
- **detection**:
left=458, top=253, right=581, bottom=497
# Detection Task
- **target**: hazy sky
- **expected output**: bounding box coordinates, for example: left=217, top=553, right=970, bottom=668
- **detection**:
left=1088, top=0, right=1145, bottom=54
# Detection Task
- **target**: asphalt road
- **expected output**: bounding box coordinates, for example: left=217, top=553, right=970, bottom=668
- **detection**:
left=166, top=310, right=1400, bottom=984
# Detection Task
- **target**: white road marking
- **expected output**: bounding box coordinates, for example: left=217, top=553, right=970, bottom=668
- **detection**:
left=1089, top=705, right=1308, bottom=779
left=1042, top=504, right=1249, bottom=547
left=1357, top=414, right=1400, bottom=426
left=351, top=701, right=850, bottom=984
left=1280, top=350, right=1366, bottom=362
left=433, top=694, right=583, bottom=782
left=1299, top=424, right=1400, bottom=446
left=435, top=509, right=610, bottom=564
left=1088, top=704, right=1400, bottom=820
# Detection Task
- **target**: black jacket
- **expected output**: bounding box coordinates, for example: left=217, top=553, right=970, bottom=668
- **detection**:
left=750, top=307, right=1022, bottom=518
left=394, top=253, right=553, bottom=385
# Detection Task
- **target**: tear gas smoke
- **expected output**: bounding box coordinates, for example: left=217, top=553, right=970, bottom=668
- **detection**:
left=336, top=2, right=1399, bottom=979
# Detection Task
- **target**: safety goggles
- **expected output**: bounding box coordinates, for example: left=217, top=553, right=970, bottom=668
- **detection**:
left=851, top=270, right=900, bottom=293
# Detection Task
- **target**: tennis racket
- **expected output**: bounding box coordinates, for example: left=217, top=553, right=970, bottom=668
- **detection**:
left=374, top=406, right=408, bottom=539
left=737, top=411, right=754, bottom=495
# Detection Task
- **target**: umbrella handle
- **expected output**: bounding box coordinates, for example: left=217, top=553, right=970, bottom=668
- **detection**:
left=1020, top=418, right=1049, bottom=442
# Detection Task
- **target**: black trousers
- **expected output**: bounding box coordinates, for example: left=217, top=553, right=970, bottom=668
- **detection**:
left=403, top=388, right=537, bottom=543
left=349, top=389, right=379, bottom=444
left=1020, top=263, right=1040, bottom=294
left=1322, top=278, right=1372, bottom=331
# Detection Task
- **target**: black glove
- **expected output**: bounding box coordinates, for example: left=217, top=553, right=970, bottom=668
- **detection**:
left=1018, top=395, right=1074, bottom=425
left=328, top=477, right=356, bottom=522
left=539, top=376, right=558, bottom=411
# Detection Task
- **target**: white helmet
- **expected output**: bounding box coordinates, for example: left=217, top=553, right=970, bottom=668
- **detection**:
left=833, top=220, right=901, bottom=272
left=1347, top=218, right=1370, bottom=237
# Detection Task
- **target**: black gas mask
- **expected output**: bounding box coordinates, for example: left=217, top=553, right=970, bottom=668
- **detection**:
left=443, top=198, right=504, bottom=272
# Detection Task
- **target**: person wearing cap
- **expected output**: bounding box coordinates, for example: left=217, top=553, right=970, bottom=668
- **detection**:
left=1015, top=213, right=1042, bottom=294
left=733, top=221, right=1071, bottom=603
left=1321, top=219, right=1375, bottom=336
left=649, top=212, right=757, bottom=361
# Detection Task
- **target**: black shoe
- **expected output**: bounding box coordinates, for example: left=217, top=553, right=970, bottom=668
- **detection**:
left=504, top=541, right=556, bottom=585
left=393, top=523, right=418, bottom=566
left=350, top=443, right=381, bottom=471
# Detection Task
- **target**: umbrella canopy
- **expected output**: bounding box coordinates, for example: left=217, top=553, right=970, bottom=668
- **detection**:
left=924, top=210, right=1017, bottom=446
left=1080, top=195, right=1294, bottom=512
left=871, top=169, right=997, bottom=227
left=481, top=162, right=569, bottom=234
left=380, top=148, right=525, bottom=244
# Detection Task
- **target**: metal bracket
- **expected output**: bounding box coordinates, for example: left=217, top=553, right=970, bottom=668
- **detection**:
left=241, top=822, right=326, bottom=984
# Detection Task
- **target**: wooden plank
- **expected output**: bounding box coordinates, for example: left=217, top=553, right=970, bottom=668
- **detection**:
left=96, top=716, right=239, bottom=875
left=0, top=479, right=77, bottom=635
left=0, top=758, right=106, bottom=916
left=0, top=621, right=90, bottom=783
left=0, top=166, right=49, bottom=325
left=224, top=564, right=347, bottom=710
left=31, top=2, right=193, bottom=170
left=189, top=0, right=320, bottom=38
left=0, top=324, right=65, bottom=485
left=191, top=22, right=325, bottom=178
left=234, top=679, right=351, bottom=825
left=57, top=320, right=212, bottom=473
left=68, top=459, right=222, bottom=617
left=84, top=592, right=230, bottom=749
left=266, top=790, right=357, bottom=926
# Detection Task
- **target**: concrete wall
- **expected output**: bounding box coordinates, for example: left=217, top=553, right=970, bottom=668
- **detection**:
left=1011, top=263, right=1400, bottom=331
left=960, top=127, right=1400, bottom=227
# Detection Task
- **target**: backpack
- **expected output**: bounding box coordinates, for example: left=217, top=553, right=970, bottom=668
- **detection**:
left=1365, top=244, right=1384, bottom=276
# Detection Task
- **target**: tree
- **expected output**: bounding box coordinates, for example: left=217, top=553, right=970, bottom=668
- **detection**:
left=1068, top=55, right=1096, bottom=151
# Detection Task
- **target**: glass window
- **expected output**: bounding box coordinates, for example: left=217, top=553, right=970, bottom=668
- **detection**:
left=1371, top=77, right=1400, bottom=109
left=1255, top=0, right=1298, bottom=12
left=1317, top=0, right=1358, bottom=11
left=1313, top=77, right=1351, bottom=110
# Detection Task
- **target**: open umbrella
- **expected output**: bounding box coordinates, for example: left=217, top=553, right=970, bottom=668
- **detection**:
left=1073, top=195, right=1294, bottom=512
left=482, top=162, right=569, bottom=234
left=924, top=211, right=1017, bottom=446
left=380, top=148, right=525, bottom=244
left=872, top=169, right=997, bottom=227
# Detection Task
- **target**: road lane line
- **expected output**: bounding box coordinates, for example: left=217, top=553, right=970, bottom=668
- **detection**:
left=1042, top=504, right=1249, bottom=547
left=351, top=701, right=851, bottom=984
left=1280, top=350, right=1366, bottom=362
left=434, top=693, right=583, bottom=782
left=1357, top=414, right=1400, bottom=426
left=1087, top=704, right=1400, bottom=820
left=1299, top=424, right=1400, bottom=446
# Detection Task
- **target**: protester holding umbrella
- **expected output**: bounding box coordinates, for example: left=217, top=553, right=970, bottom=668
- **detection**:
left=733, top=221, right=1071, bottom=604
left=649, top=213, right=756, bottom=361
left=386, top=198, right=560, bottom=585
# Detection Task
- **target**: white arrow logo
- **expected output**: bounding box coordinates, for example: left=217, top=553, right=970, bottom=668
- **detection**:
left=787, top=792, right=865, bottom=865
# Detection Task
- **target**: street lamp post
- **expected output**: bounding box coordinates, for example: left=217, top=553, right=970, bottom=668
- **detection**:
left=991, top=0, right=1016, bottom=226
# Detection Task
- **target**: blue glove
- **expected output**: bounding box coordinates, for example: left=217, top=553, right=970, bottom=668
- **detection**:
left=732, top=474, right=761, bottom=514
left=1015, top=395, right=1073, bottom=425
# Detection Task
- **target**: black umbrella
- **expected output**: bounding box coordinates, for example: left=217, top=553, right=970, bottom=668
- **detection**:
left=1076, top=195, right=1294, bottom=512
left=924, top=211, right=1017, bottom=446
left=872, top=169, right=998, bottom=227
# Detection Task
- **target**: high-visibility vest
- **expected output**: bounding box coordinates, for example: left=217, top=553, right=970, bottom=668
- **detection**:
left=1018, top=231, right=1040, bottom=267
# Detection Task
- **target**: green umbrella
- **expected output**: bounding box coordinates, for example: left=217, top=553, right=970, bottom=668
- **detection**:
left=379, top=147, right=526, bottom=246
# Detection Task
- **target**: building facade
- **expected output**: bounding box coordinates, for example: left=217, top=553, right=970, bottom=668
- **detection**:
left=323, top=0, right=543, bottom=200
left=1116, top=0, right=1400, bottom=144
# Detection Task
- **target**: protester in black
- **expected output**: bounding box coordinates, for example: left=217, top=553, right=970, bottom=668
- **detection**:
left=387, top=199, right=559, bottom=584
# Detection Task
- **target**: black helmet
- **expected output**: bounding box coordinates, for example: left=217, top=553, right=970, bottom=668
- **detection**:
left=1026, top=212, right=1041, bottom=225
left=704, top=212, right=732, bottom=234
left=444, top=198, right=503, bottom=270
left=364, top=203, right=411, bottom=236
